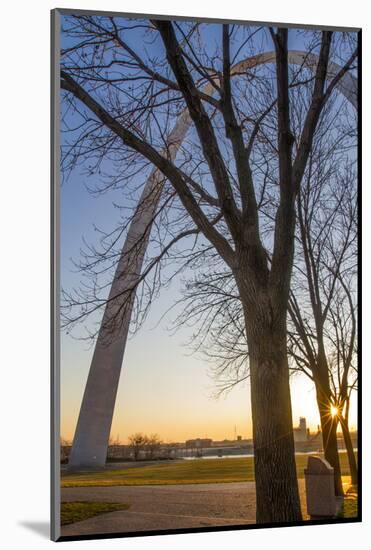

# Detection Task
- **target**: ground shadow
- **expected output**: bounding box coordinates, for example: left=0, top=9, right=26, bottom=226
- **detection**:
left=18, top=521, right=49, bottom=539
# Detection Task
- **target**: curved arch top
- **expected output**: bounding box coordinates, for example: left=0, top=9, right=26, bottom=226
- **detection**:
left=229, top=50, right=357, bottom=108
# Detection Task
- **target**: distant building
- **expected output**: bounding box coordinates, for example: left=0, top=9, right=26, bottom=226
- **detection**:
left=185, top=438, right=212, bottom=449
left=294, top=417, right=309, bottom=443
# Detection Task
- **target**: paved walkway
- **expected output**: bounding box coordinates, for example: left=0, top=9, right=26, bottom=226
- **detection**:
left=61, top=480, right=309, bottom=537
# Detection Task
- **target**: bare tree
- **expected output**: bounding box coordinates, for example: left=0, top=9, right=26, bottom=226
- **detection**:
left=289, top=153, right=357, bottom=493
left=146, top=434, right=162, bottom=460
left=60, top=438, right=72, bottom=462
left=60, top=16, right=357, bottom=522
left=326, top=275, right=358, bottom=485
left=177, top=99, right=357, bottom=496
left=128, top=432, right=148, bottom=460
left=188, top=161, right=357, bottom=494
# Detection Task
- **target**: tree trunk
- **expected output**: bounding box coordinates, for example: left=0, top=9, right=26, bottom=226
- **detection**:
left=242, top=295, right=302, bottom=523
left=339, top=415, right=358, bottom=486
left=314, top=377, right=344, bottom=496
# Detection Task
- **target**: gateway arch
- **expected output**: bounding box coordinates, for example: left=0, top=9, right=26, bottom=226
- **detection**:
left=67, top=50, right=357, bottom=469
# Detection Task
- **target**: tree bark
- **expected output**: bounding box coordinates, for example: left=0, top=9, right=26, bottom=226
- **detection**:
left=239, top=286, right=302, bottom=523
left=339, top=415, right=358, bottom=486
left=314, top=373, right=344, bottom=496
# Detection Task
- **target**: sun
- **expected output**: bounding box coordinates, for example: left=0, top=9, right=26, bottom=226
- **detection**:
left=330, top=405, right=339, bottom=418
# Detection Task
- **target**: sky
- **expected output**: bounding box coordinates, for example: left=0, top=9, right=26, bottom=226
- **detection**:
left=59, top=15, right=358, bottom=444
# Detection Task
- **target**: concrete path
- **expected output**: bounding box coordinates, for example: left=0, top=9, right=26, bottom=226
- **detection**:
left=61, top=480, right=309, bottom=537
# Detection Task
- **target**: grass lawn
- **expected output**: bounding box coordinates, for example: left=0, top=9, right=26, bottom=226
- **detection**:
left=61, top=501, right=130, bottom=525
left=338, top=485, right=358, bottom=519
left=61, top=452, right=355, bottom=488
